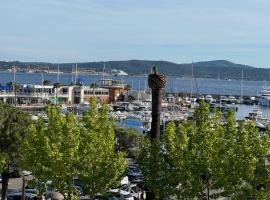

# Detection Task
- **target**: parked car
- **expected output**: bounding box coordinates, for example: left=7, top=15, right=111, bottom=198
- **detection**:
left=119, top=184, right=146, bottom=200
left=7, top=192, right=38, bottom=200
left=74, top=185, right=83, bottom=196
left=17, top=189, right=37, bottom=195
left=127, top=166, right=143, bottom=182
left=96, top=191, right=134, bottom=200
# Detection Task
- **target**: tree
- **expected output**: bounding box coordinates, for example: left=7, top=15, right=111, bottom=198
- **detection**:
left=124, top=84, right=131, bottom=92
left=43, top=80, right=51, bottom=85
left=0, top=103, right=31, bottom=200
left=53, top=82, right=61, bottom=104
left=78, top=100, right=126, bottom=198
left=138, top=102, right=270, bottom=199
left=21, top=100, right=126, bottom=199
left=21, top=106, right=81, bottom=199
left=0, top=153, right=6, bottom=172
left=53, top=82, right=61, bottom=88
left=114, top=127, right=143, bottom=158
left=90, top=83, right=98, bottom=88
left=215, top=111, right=270, bottom=199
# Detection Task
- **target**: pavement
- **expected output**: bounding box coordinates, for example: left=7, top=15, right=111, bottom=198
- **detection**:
left=0, top=175, right=33, bottom=194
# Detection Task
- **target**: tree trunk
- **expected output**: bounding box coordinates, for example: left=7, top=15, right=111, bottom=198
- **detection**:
left=1, top=170, right=10, bottom=200
left=21, top=176, right=26, bottom=200
left=207, top=183, right=210, bottom=200
left=151, top=89, right=161, bottom=140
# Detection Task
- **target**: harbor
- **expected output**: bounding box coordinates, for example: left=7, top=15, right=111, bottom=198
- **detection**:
left=1, top=71, right=270, bottom=133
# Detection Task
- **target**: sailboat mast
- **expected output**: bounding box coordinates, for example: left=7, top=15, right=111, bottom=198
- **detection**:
left=190, top=63, right=193, bottom=98
left=144, top=79, right=147, bottom=93
left=13, top=66, right=16, bottom=83
left=241, top=69, right=243, bottom=99
left=41, top=73, right=44, bottom=103
left=138, top=80, right=141, bottom=101
left=75, top=63, right=78, bottom=84
left=71, top=65, right=74, bottom=84
left=57, top=64, right=60, bottom=83
left=103, top=62, right=106, bottom=80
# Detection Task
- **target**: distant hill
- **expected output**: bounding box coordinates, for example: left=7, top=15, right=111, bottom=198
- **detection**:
left=0, top=60, right=269, bottom=81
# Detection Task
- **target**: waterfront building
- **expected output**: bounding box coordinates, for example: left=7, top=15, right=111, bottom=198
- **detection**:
left=0, top=84, right=110, bottom=105
left=73, top=86, right=109, bottom=104
left=100, top=79, right=126, bottom=102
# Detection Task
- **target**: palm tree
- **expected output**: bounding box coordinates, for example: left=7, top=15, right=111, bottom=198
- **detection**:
left=90, top=83, right=98, bottom=88
left=125, top=84, right=131, bottom=101
left=43, top=80, right=51, bottom=85
left=148, top=65, right=166, bottom=140
left=53, top=82, right=61, bottom=104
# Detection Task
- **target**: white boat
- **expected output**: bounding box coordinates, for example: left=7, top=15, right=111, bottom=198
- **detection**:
left=74, top=102, right=90, bottom=114
left=245, top=104, right=269, bottom=127
left=258, top=86, right=270, bottom=106
left=205, top=95, right=214, bottom=103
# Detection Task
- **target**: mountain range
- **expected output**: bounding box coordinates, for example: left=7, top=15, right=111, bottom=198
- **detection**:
left=0, top=60, right=269, bottom=81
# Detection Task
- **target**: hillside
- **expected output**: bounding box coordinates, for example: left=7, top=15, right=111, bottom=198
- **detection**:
left=0, top=60, right=269, bottom=81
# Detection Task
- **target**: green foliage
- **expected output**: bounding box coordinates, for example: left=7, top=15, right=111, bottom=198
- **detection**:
left=78, top=100, right=126, bottom=197
left=138, top=101, right=270, bottom=199
left=21, top=107, right=81, bottom=194
left=115, top=127, right=143, bottom=158
left=0, top=153, right=6, bottom=172
left=138, top=139, right=168, bottom=199
left=53, top=82, right=61, bottom=88
left=124, top=84, right=131, bottom=91
left=21, top=100, right=126, bottom=198
left=0, top=102, right=31, bottom=170
left=0, top=103, right=31, bottom=200
left=90, top=83, right=98, bottom=88
left=43, top=80, right=51, bottom=85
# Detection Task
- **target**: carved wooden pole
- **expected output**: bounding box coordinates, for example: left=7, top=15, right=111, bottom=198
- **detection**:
left=148, top=65, right=166, bottom=140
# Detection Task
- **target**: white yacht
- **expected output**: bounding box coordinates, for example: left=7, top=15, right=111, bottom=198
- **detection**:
left=205, top=95, right=214, bottom=103
left=245, top=104, right=269, bottom=127
left=258, top=86, right=270, bottom=106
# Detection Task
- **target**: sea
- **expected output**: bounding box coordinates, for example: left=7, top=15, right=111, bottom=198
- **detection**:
left=1, top=71, right=270, bottom=124
left=0, top=71, right=268, bottom=96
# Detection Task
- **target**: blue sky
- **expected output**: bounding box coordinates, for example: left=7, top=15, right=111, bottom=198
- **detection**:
left=1, top=0, right=270, bottom=67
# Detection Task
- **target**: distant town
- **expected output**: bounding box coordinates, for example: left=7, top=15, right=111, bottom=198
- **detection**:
left=4, top=65, right=129, bottom=76
left=1, top=60, right=270, bottom=81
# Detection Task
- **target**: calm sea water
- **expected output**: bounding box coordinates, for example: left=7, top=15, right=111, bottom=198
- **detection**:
left=0, top=71, right=268, bottom=96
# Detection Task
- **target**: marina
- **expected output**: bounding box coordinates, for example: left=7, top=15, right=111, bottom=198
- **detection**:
left=0, top=71, right=270, bottom=96
left=1, top=71, right=270, bottom=132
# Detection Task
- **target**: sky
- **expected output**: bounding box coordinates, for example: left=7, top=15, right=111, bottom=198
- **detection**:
left=1, top=0, right=270, bottom=67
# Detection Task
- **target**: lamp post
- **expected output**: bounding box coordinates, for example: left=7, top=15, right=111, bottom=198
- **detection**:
left=148, top=65, right=166, bottom=140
